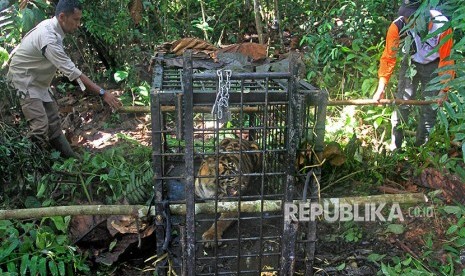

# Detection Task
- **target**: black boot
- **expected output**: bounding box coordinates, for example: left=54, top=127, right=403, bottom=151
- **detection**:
left=49, top=134, right=79, bottom=159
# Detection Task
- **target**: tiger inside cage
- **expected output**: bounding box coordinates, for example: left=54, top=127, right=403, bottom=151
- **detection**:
left=150, top=50, right=327, bottom=275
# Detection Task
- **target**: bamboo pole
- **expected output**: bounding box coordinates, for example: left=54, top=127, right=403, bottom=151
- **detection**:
left=0, top=193, right=427, bottom=220
left=119, top=106, right=260, bottom=114
left=118, top=99, right=437, bottom=114
left=328, top=99, right=437, bottom=106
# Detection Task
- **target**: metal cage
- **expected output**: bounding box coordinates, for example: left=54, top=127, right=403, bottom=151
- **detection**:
left=150, top=50, right=327, bottom=275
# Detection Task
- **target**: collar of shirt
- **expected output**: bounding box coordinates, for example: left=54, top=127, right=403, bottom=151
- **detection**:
left=50, top=16, right=66, bottom=42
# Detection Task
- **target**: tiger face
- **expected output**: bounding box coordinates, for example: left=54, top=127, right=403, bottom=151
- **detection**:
left=194, top=138, right=260, bottom=200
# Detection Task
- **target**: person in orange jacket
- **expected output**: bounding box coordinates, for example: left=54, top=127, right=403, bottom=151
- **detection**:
left=372, top=0, right=454, bottom=150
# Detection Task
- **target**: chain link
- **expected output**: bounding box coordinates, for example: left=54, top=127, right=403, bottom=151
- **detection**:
left=212, top=69, right=231, bottom=122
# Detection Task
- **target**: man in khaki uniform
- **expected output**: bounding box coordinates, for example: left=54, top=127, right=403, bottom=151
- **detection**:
left=7, top=0, right=122, bottom=158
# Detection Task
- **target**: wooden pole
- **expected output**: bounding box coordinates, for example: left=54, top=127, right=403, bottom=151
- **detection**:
left=0, top=193, right=428, bottom=220
left=119, top=105, right=260, bottom=113
left=328, top=99, right=437, bottom=106
left=118, top=99, right=437, bottom=114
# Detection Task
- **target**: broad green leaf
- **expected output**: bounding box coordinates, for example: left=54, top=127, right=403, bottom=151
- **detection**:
left=454, top=165, right=465, bottom=180
left=443, top=205, right=462, bottom=215
left=0, top=46, right=8, bottom=63
left=0, top=220, right=13, bottom=228
left=109, top=239, right=118, bottom=251
left=444, top=102, right=456, bottom=122
left=138, top=86, right=149, bottom=97
left=0, top=238, right=20, bottom=262
left=437, top=109, right=448, bottom=135
left=336, top=262, right=346, bottom=270
left=447, top=224, right=458, bottom=235
left=50, top=216, right=67, bottom=232
left=55, top=235, right=68, bottom=245
left=459, top=227, right=465, bottom=237
left=35, top=232, right=46, bottom=250
left=367, top=253, right=386, bottom=262
left=20, top=254, right=30, bottom=275
left=346, top=53, right=356, bottom=61
left=19, top=236, right=34, bottom=253
left=58, top=261, right=65, bottom=276
left=425, top=235, right=433, bottom=248
left=48, top=260, right=58, bottom=275
left=381, top=263, right=395, bottom=275
left=443, top=244, right=459, bottom=254
left=454, top=133, right=465, bottom=142
left=30, top=255, right=38, bottom=276
left=439, top=154, right=448, bottom=164
left=114, top=70, right=128, bottom=82
left=7, top=261, right=17, bottom=273
left=451, top=124, right=465, bottom=132
left=340, top=46, right=351, bottom=53
left=385, top=223, right=404, bottom=235
left=21, top=8, right=36, bottom=33
left=374, top=117, right=383, bottom=130
left=401, top=256, right=412, bottom=265
left=455, top=36, right=465, bottom=49
left=455, top=237, right=465, bottom=247
left=36, top=182, right=46, bottom=198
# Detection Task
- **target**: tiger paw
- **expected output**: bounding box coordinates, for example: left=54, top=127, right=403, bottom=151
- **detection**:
left=202, top=230, right=223, bottom=248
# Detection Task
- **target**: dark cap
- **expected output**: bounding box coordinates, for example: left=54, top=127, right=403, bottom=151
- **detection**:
left=398, top=0, right=422, bottom=18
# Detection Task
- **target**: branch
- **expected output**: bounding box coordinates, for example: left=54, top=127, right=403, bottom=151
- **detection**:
left=0, top=193, right=428, bottom=220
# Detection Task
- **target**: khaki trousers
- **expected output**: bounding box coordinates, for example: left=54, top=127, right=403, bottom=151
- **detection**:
left=20, top=96, right=62, bottom=147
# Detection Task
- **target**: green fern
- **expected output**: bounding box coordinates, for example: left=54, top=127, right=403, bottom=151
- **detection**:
left=125, top=163, right=153, bottom=204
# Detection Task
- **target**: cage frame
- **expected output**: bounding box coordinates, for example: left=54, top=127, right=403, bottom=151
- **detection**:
left=150, top=50, right=328, bottom=275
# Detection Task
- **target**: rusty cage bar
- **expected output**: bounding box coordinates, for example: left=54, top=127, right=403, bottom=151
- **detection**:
left=150, top=50, right=328, bottom=275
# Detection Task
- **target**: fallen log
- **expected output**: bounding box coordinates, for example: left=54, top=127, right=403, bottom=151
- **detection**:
left=0, top=193, right=428, bottom=220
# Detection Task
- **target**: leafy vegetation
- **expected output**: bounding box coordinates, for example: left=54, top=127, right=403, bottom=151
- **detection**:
left=0, top=218, right=89, bottom=275
left=0, top=123, right=54, bottom=204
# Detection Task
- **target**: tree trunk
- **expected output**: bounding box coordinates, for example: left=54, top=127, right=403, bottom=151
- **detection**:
left=253, top=0, right=265, bottom=44
left=199, top=0, right=209, bottom=41
left=273, top=0, right=284, bottom=48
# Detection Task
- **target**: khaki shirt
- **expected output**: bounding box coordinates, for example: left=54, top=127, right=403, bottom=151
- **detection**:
left=7, top=17, right=82, bottom=102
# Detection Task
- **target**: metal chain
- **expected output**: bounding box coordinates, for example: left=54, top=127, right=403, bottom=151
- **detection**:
left=212, top=69, right=231, bottom=121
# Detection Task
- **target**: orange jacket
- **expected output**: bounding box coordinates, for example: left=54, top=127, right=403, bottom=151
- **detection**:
left=378, top=12, right=455, bottom=89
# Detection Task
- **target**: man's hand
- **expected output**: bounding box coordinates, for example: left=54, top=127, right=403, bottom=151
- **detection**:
left=372, top=82, right=386, bottom=102
left=77, top=74, right=123, bottom=110
left=103, top=92, right=123, bottom=110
